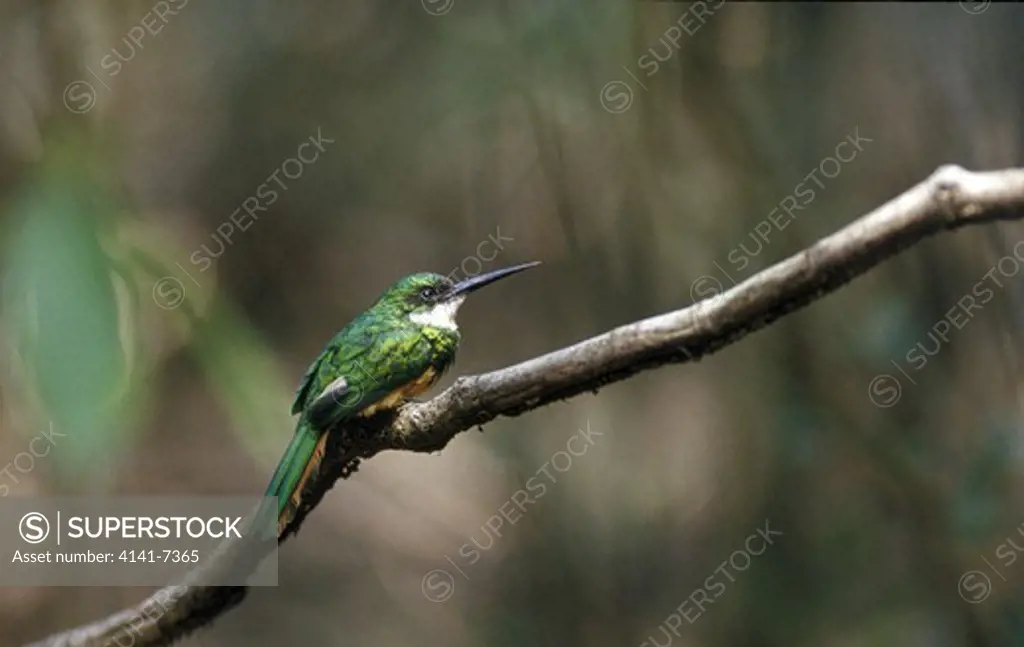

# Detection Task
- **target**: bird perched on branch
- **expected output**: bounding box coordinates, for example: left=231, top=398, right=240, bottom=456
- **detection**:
left=263, top=261, right=540, bottom=538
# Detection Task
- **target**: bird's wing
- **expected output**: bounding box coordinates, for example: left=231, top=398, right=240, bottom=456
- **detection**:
left=290, top=319, right=379, bottom=415
left=301, top=323, right=435, bottom=427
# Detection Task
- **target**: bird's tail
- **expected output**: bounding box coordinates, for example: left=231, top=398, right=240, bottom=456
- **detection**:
left=260, top=419, right=329, bottom=539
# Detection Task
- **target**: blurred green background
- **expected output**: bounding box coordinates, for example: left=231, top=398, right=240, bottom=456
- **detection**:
left=2, top=1, right=1024, bottom=645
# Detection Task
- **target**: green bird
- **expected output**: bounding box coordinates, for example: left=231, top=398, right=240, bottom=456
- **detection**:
left=264, top=261, right=540, bottom=538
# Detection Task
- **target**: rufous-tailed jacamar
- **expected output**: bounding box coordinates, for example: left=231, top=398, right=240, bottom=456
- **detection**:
left=264, top=261, right=540, bottom=538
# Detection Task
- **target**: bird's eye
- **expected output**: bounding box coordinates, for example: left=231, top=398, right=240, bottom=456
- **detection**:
left=420, top=287, right=435, bottom=301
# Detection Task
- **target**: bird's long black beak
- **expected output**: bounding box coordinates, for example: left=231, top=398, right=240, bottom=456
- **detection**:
left=449, top=261, right=541, bottom=298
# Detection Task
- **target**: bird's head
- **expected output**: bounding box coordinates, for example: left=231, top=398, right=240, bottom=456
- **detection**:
left=374, top=261, right=540, bottom=330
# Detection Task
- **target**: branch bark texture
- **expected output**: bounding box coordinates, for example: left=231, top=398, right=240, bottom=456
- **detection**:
left=25, top=165, right=1024, bottom=647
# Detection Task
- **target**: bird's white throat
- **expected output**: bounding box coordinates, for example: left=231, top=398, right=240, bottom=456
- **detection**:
left=410, top=296, right=466, bottom=331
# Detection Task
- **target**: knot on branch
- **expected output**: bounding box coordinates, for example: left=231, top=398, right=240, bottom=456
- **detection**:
left=932, top=164, right=978, bottom=223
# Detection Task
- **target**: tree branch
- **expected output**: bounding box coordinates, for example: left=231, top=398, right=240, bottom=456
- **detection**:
left=25, top=165, right=1024, bottom=647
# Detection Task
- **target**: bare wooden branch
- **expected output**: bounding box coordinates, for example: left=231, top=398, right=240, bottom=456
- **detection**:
left=25, top=165, right=1024, bottom=647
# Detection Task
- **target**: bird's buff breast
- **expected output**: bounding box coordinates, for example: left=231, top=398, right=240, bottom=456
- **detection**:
left=357, top=366, right=441, bottom=417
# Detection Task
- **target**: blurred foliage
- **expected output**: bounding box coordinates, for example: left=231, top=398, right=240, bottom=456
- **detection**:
left=4, top=130, right=127, bottom=484
left=2, top=1, right=1024, bottom=646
